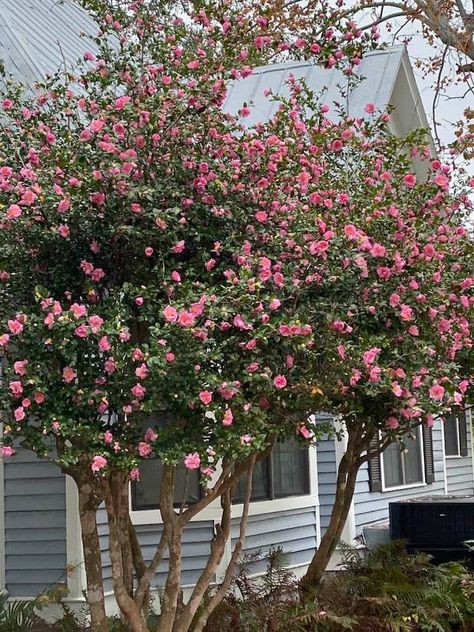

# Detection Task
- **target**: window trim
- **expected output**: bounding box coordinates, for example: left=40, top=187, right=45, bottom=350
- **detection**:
left=380, top=426, right=426, bottom=492
left=232, top=443, right=310, bottom=505
left=129, top=444, right=319, bottom=526
left=444, top=415, right=462, bottom=459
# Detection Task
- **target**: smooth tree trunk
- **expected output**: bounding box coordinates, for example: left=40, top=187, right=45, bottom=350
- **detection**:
left=301, top=429, right=363, bottom=591
left=77, top=479, right=108, bottom=632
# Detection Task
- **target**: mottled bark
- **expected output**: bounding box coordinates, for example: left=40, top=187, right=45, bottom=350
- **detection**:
left=301, top=430, right=363, bottom=591
left=78, top=481, right=108, bottom=632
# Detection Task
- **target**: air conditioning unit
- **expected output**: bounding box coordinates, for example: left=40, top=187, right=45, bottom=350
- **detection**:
left=389, top=496, right=474, bottom=563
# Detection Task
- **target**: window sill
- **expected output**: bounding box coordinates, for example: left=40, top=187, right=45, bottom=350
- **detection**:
left=130, top=493, right=319, bottom=526
left=381, top=481, right=427, bottom=493
left=445, top=455, right=464, bottom=459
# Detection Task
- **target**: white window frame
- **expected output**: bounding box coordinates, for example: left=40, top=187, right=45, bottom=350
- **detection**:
left=129, top=444, right=319, bottom=526
left=443, top=415, right=462, bottom=459
left=380, top=426, right=426, bottom=492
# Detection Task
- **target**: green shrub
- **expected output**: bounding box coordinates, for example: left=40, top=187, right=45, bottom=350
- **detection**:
left=204, top=541, right=474, bottom=632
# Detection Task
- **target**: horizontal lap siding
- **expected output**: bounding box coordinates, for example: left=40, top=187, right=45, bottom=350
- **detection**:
left=354, top=420, right=446, bottom=532
left=98, top=507, right=215, bottom=590
left=317, top=434, right=337, bottom=535
left=4, top=450, right=67, bottom=597
left=446, top=413, right=474, bottom=495
left=231, top=507, right=318, bottom=575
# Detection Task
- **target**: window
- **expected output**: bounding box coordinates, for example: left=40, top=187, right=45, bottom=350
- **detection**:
left=132, top=459, right=200, bottom=510
left=131, top=439, right=310, bottom=511
left=444, top=412, right=468, bottom=457
left=382, top=428, right=424, bottom=489
left=233, top=440, right=310, bottom=503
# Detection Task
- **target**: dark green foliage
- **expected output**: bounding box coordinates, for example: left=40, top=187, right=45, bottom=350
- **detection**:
left=203, top=541, right=474, bottom=632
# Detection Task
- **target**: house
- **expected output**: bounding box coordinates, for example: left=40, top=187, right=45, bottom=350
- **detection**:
left=1, top=0, right=473, bottom=613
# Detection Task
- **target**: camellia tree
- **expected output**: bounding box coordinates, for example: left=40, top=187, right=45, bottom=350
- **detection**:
left=0, top=1, right=381, bottom=631
left=0, top=0, right=473, bottom=630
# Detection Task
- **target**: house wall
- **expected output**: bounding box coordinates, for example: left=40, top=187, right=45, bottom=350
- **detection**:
left=445, top=410, right=474, bottom=496
left=353, top=419, right=447, bottom=532
left=230, top=507, right=319, bottom=575
left=3, top=449, right=67, bottom=597
left=316, top=436, right=337, bottom=534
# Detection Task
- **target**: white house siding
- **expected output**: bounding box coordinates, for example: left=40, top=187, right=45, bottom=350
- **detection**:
left=353, top=419, right=447, bottom=532
left=445, top=411, right=474, bottom=496
left=3, top=449, right=67, bottom=597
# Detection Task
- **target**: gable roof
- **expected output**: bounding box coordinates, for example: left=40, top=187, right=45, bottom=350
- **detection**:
left=0, top=0, right=97, bottom=88
left=0, top=3, right=433, bottom=154
left=223, top=46, right=407, bottom=124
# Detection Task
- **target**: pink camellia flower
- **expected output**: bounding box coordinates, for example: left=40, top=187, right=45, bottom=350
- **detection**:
left=104, top=358, right=116, bottom=373
left=344, top=224, right=358, bottom=239
left=130, top=468, right=140, bottom=481
left=199, top=390, right=213, bottom=405
left=178, top=310, right=195, bottom=327
left=184, top=452, right=201, bottom=469
left=0, top=334, right=10, bottom=346
left=57, top=224, right=70, bottom=238
left=144, top=427, right=158, bottom=442
left=13, top=360, right=28, bottom=376
left=144, top=247, right=154, bottom=257
left=90, top=119, right=105, bottom=133
left=172, top=240, right=185, bottom=254
left=298, top=425, right=314, bottom=439
left=429, top=384, right=445, bottom=400
left=7, top=319, right=23, bottom=335
left=6, top=204, right=22, bottom=220
left=240, top=434, right=252, bottom=445
left=408, top=325, right=419, bottom=336
left=70, top=303, right=87, bottom=319
left=371, top=243, right=386, bottom=257
left=104, top=431, right=113, bottom=444
left=403, top=173, right=417, bottom=188
left=400, top=304, right=413, bottom=321
left=88, top=315, right=104, bottom=333
left=386, top=416, right=399, bottom=429
left=131, top=383, right=146, bottom=399
left=135, top=296, right=144, bottom=306
left=364, top=102, right=376, bottom=114
left=369, top=366, right=381, bottom=382
left=269, top=298, right=281, bottom=310
left=14, top=407, right=25, bottom=421
left=389, top=293, right=400, bottom=307
left=75, top=324, right=88, bottom=338
left=34, top=392, right=45, bottom=404
left=91, top=455, right=107, bottom=472
left=273, top=375, right=287, bottom=389
left=165, top=352, right=175, bottom=363
left=163, top=305, right=178, bottom=322
left=362, top=347, right=380, bottom=366
left=98, top=336, right=111, bottom=352
left=138, top=442, right=153, bottom=457
left=1, top=446, right=14, bottom=457
left=434, top=174, right=449, bottom=187
left=135, top=363, right=148, bottom=379
left=9, top=381, right=23, bottom=397
left=222, top=409, right=234, bottom=426
left=62, top=366, right=77, bottom=383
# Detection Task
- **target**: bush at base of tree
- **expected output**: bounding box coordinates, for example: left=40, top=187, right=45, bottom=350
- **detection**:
left=204, top=541, right=474, bottom=632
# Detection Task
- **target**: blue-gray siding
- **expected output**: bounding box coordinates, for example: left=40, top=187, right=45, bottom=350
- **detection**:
left=4, top=449, right=67, bottom=597
left=353, top=420, right=446, bottom=531
left=97, top=506, right=215, bottom=591
left=231, top=507, right=318, bottom=575
left=317, top=437, right=337, bottom=534
left=445, top=412, right=474, bottom=496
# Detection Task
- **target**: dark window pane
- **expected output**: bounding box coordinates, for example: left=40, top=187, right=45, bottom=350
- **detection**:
left=132, top=460, right=200, bottom=510
left=233, top=457, right=270, bottom=503
left=383, top=442, right=403, bottom=488
left=273, top=441, right=309, bottom=498
left=444, top=415, right=460, bottom=456
left=403, top=434, right=423, bottom=484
